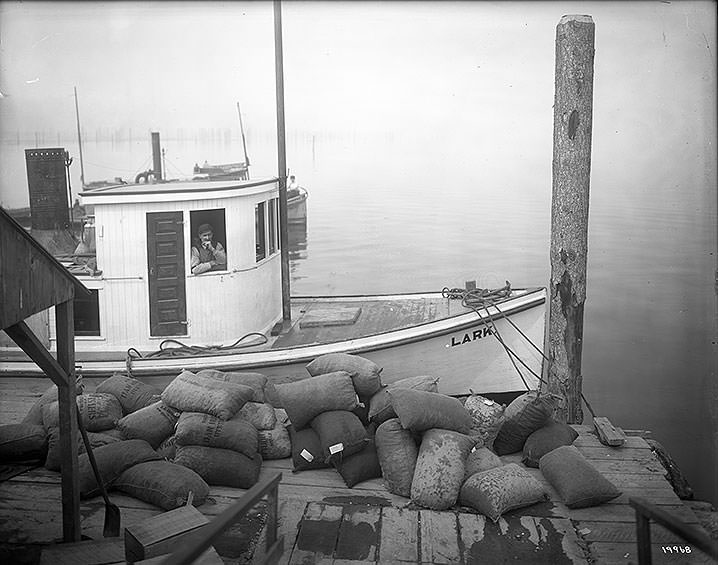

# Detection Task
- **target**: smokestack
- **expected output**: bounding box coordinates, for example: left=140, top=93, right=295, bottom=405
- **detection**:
left=151, top=132, right=162, bottom=180
left=25, top=148, right=70, bottom=231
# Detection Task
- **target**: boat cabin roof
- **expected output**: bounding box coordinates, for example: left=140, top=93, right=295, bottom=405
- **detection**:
left=79, top=177, right=278, bottom=204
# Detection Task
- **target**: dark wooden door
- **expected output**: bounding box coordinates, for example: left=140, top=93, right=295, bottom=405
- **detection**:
left=146, top=212, right=187, bottom=336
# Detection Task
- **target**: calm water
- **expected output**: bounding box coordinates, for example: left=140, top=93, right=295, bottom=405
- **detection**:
left=1, top=132, right=715, bottom=504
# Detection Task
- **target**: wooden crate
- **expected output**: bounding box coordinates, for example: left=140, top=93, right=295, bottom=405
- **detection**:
left=124, top=504, right=209, bottom=563
left=134, top=546, right=224, bottom=564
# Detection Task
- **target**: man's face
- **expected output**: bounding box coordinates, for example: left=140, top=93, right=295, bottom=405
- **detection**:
left=200, top=231, right=213, bottom=246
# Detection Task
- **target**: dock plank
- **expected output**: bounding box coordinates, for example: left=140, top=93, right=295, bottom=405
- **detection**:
left=379, top=506, right=419, bottom=563
left=275, top=498, right=307, bottom=565
left=419, top=510, right=460, bottom=564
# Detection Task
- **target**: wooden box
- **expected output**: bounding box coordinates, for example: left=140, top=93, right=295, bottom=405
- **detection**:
left=124, top=505, right=209, bottom=563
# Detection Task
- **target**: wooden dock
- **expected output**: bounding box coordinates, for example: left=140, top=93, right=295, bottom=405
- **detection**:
left=0, top=380, right=713, bottom=564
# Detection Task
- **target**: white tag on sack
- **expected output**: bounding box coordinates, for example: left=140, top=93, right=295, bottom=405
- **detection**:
left=300, top=449, right=314, bottom=462
left=483, top=399, right=495, bottom=406
left=329, top=443, right=344, bottom=455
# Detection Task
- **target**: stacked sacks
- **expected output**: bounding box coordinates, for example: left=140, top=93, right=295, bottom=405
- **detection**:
left=463, top=392, right=506, bottom=449
left=384, top=388, right=476, bottom=510
left=79, top=375, right=211, bottom=511
left=42, top=392, right=124, bottom=471
left=457, top=390, right=557, bottom=521
left=0, top=423, right=48, bottom=463
left=97, top=374, right=171, bottom=451
left=492, top=390, right=560, bottom=456
left=280, top=354, right=384, bottom=487
left=76, top=438, right=211, bottom=511
left=367, top=375, right=439, bottom=425
left=375, top=418, right=418, bottom=497
left=257, top=408, right=292, bottom=460
left=96, top=373, right=162, bottom=415
left=163, top=370, right=262, bottom=489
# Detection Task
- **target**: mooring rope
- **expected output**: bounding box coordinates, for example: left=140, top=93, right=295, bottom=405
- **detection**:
left=444, top=282, right=602, bottom=416
left=443, top=281, right=536, bottom=392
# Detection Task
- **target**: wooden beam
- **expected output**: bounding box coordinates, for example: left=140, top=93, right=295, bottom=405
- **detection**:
left=4, top=320, right=69, bottom=387
left=56, top=300, right=81, bottom=542
left=547, top=15, right=595, bottom=423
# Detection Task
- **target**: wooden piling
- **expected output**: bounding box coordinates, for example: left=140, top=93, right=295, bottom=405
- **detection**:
left=547, top=15, right=595, bottom=423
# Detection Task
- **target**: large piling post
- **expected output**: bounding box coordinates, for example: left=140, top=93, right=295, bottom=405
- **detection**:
left=547, top=15, right=595, bottom=424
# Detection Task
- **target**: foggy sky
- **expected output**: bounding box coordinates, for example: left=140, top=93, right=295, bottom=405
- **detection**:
left=0, top=0, right=715, bottom=208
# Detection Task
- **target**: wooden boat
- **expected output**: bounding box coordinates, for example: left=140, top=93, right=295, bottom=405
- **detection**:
left=192, top=161, right=250, bottom=181
left=287, top=184, right=308, bottom=224
left=0, top=172, right=545, bottom=396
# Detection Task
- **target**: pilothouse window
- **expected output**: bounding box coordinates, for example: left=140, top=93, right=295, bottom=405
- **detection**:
left=74, top=290, right=100, bottom=336
left=255, top=202, right=266, bottom=261
left=268, top=198, right=278, bottom=254
left=190, top=209, right=227, bottom=275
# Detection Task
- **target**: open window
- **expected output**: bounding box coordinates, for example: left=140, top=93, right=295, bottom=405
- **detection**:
left=255, top=202, right=266, bottom=261
left=74, top=289, right=100, bottom=336
left=268, top=198, right=278, bottom=254
left=256, top=199, right=280, bottom=262
left=189, top=209, right=227, bottom=274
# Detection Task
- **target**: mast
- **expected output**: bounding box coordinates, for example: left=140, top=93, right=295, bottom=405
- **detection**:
left=237, top=102, right=251, bottom=172
left=274, top=0, right=291, bottom=322
left=73, top=87, right=85, bottom=187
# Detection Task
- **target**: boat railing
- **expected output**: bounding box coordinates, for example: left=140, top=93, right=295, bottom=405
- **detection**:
left=628, top=497, right=718, bottom=564
left=159, top=471, right=283, bottom=565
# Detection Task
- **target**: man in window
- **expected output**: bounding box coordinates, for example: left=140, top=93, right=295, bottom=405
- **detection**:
left=191, top=223, right=227, bottom=274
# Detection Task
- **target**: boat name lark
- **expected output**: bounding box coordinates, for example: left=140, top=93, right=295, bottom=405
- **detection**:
left=450, top=327, right=493, bottom=347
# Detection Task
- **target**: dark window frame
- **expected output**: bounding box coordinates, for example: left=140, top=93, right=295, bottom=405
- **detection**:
left=255, top=202, right=266, bottom=262
left=74, top=289, right=101, bottom=336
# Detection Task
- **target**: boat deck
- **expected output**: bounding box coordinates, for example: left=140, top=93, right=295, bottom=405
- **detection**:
left=0, top=379, right=713, bottom=564
left=276, top=294, right=458, bottom=348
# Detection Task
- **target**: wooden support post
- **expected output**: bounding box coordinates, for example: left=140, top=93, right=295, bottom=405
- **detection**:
left=274, top=0, right=291, bottom=323
left=547, top=15, right=595, bottom=424
left=56, top=299, right=81, bottom=543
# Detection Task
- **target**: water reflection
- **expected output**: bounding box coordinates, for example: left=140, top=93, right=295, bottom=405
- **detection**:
left=287, top=220, right=308, bottom=283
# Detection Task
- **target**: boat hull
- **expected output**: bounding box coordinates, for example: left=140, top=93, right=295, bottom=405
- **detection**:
left=0, top=289, right=546, bottom=396
left=287, top=188, right=308, bottom=224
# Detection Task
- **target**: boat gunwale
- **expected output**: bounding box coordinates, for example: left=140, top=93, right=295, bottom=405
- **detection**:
left=87, top=287, right=546, bottom=375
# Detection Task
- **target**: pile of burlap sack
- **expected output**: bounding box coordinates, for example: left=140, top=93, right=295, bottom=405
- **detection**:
left=0, top=353, right=621, bottom=520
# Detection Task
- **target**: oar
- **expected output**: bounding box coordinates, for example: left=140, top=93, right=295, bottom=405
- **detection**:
left=75, top=408, right=121, bottom=537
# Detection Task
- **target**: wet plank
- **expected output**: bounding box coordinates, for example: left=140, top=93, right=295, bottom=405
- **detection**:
left=458, top=513, right=588, bottom=564
left=334, top=505, right=380, bottom=562
left=419, top=510, right=460, bottom=564
left=289, top=502, right=342, bottom=564
left=379, top=506, right=419, bottom=563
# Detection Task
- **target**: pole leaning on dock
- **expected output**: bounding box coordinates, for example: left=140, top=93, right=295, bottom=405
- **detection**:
left=547, top=15, right=595, bottom=424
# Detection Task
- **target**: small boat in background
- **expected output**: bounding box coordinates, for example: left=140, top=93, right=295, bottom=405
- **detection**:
left=287, top=176, right=308, bottom=224
left=192, top=161, right=249, bottom=181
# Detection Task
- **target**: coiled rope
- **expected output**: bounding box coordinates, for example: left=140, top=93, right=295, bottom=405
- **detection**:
left=125, top=332, right=268, bottom=375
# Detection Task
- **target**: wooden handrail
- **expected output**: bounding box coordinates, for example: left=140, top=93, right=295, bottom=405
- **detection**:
left=629, top=497, right=718, bottom=564
left=160, top=471, right=283, bottom=565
